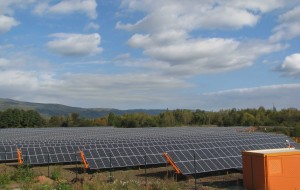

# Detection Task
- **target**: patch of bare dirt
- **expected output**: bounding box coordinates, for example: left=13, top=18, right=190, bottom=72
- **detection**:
left=36, top=175, right=54, bottom=185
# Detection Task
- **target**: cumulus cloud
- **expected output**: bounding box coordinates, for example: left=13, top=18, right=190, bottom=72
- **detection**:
left=0, top=0, right=36, bottom=15
left=0, top=15, right=19, bottom=34
left=46, top=33, right=103, bottom=56
left=117, top=0, right=289, bottom=32
left=270, top=6, right=300, bottom=42
left=224, top=0, right=287, bottom=13
left=279, top=53, right=300, bottom=77
left=116, top=0, right=289, bottom=76
left=0, top=70, right=39, bottom=90
left=0, top=1, right=38, bottom=34
left=127, top=32, right=285, bottom=75
left=33, top=0, right=97, bottom=19
left=199, top=83, right=300, bottom=110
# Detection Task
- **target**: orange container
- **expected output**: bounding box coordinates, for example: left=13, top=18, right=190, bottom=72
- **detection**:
left=242, top=148, right=300, bottom=190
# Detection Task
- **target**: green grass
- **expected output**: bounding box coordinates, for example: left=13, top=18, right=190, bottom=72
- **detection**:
left=51, top=166, right=62, bottom=181
left=0, top=173, right=11, bottom=188
left=12, top=166, right=35, bottom=183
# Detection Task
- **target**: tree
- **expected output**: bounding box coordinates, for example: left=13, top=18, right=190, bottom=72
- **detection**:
left=93, top=117, right=108, bottom=126
left=49, top=116, right=66, bottom=127
left=23, top=110, right=44, bottom=127
left=159, top=110, right=176, bottom=126
left=192, top=110, right=208, bottom=125
left=107, top=112, right=121, bottom=127
left=255, top=106, right=266, bottom=126
left=173, top=109, right=193, bottom=125
left=241, top=112, right=256, bottom=126
left=0, top=109, right=44, bottom=128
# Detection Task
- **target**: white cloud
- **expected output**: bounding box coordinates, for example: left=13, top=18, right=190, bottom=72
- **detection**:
left=0, top=1, right=38, bottom=34
left=270, top=6, right=300, bottom=42
left=33, top=0, right=97, bottom=19
left=225, top=0, right=287, bottom=13
left=2, top=62, right=300, bottom=109
left=0, top=0, right=36, bottom=15
left=84, top=22, right=100, bottom=31
left=127, top=32, right=285, bottom=75
left=0, top=15, right=19, bottom=34
left=280, top=53, right=300, bottom=76
left=199, top=83, right=300, bottom=110
left=0, top=69, right=190, bottom=108
left=0, top=70, right=39, bottom=90
left=46, top=33, right=103, bottom=56
left=116, top=0, right=288, bottom=76
left=117, top=0, right=289, bottom=32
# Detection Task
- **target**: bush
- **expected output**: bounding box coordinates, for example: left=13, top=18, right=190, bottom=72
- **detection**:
left=51, top=167, right=62, bottom=181
left=11, top=166, right=35, bottom=190
left=12, top=166, right=35, bottom=183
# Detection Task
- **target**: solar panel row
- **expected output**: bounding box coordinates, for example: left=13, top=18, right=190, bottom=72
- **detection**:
left=0, top=145, right=18, bottom=160
left=83, top=148, right=166, bottom=169
left=166, top=142, right=287, bottom=175
left=0, top=127, right=298, bottom=176
left=20, top=146, right=82, bottom=165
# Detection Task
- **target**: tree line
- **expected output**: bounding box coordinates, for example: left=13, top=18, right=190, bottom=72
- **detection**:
left=107, top=107, right=300, bottom=128
left=0, top=107, right=300, bottom=136
left=0, top=109, right=44, bottom=128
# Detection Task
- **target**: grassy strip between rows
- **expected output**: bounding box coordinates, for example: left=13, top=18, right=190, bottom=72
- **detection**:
left=0, top=166, right=185, bottom=190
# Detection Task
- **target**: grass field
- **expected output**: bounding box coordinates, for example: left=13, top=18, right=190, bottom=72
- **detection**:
left=0, top=162, right=243, bottom=190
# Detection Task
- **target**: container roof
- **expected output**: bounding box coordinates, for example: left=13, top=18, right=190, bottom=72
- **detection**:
left=244, top=148, right=300, bottom=155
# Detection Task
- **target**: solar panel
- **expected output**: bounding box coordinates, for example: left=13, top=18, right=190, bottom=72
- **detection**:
left=165, top=135, right=295, bottom=175
left=83, top=146, right=167, bottom=170
left=20, top=146, right=81, bottom=165
left=0, top=145, right=18, bottom=161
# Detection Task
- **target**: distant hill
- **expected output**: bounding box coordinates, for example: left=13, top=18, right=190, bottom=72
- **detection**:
left=0, top=98, right=164, bottom=118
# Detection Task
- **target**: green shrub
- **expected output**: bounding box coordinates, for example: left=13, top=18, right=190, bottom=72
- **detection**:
left=12, top=166, right=35, bottom=183
left=51, top=167, right=62, bottom=181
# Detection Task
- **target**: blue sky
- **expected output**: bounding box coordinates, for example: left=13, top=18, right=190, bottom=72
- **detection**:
left=1, top=0, right=300, bottom=110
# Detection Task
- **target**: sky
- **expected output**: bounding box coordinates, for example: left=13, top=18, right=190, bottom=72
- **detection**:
left=0, top=0, right=300, bottom=110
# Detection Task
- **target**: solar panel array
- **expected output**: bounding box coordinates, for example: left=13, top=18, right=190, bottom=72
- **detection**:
left=165, top=135, right=290, bottom=175
left=0, top=127, right=298, bottom=175
left=83, top=146, right=166, bottom=169
left=0, top=145, right=18, bottom=161
left=20, top=146, right=82, bottom=165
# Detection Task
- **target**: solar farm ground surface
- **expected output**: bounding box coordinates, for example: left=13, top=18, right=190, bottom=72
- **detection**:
left=0, top=162, right=244, bottom=190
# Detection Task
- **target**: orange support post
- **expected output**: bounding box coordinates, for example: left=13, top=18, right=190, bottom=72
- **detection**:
left=17, top=148, right=23, bottom=164
left=80, top=150, right=89, bottom=169
left=163, top=152, right=181, bottom=174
